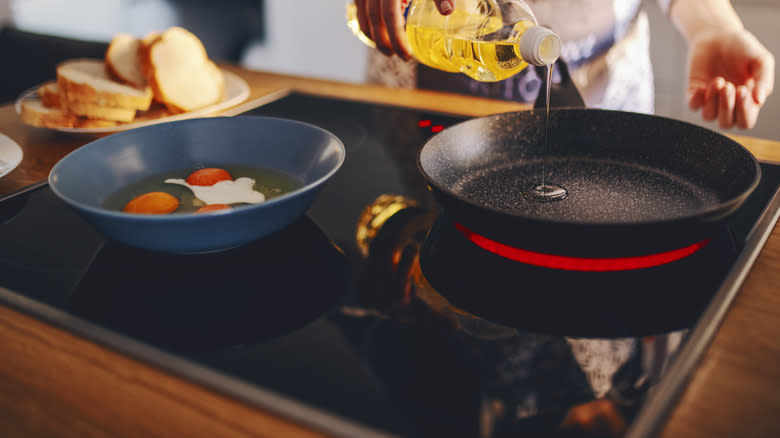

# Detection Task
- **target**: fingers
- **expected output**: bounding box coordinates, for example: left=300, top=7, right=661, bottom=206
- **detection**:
left=718, top=82, right=736, bottom=129
left=688, top=85, right=706, bottom=111
left=735, top=85, right=761, bottom=129
left=701, top=77, right=724, bottom=122
left=356, top=0, right=372, bottom=45
left=355, top=0, right=457, bottom=58
left=435, top=0, right=454, bottom=14
left=735, top=86, right=748, bottom=129
left=383, top=0, right=412, bottom=60
left=750, top=56, right=775, bottom=106
left=357, top=0, right=414, bottom=58
left=366, top=0, right=393, bottom=56
left=696, top=77, right=763, bottom=129
left=693, top=29, right=774, bottom=130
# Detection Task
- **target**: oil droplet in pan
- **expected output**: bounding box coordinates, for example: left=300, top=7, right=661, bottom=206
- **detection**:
left=528, top=183, right=568, bottom=202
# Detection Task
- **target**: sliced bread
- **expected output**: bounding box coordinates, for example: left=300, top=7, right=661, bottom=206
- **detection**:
left=37, top=81, right=63, bottom=108
left=36, top=81, right=133, bottom=124
left=19, top=100, right=78, bottom=128
left=74, top=118, right=120, bottom=129
left=21, top=100, right=120, bottom=128
left=141, top=31, right=162, bottom=48
left=105, top=33, right=147, bottom=88
left=140, top=27, right=224, bottom=113
left=57, top=58, right=153, bottom=111
left=63, top=100, right=137, bottom=122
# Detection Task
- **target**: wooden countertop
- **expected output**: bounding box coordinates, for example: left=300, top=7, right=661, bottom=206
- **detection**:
left=0, top=65, right=779, bottom=437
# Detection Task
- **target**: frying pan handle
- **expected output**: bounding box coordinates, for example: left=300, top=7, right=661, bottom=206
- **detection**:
left=533, top=58, right=586, bottom=109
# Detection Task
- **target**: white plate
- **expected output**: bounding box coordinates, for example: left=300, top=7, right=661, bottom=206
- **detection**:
left=15, top=70, right=250, bottom=134
left=0, top=133, right=23, bottom=178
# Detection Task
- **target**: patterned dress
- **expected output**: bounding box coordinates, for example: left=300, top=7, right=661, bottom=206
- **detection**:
left=367, top=0, right=676, bottom=113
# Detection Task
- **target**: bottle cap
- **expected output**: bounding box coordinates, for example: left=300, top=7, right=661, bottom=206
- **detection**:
left=519, top=25, right=561, bottom=66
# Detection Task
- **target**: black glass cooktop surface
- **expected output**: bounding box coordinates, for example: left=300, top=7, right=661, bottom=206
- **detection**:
left=1, top=92, right=779, bottom=438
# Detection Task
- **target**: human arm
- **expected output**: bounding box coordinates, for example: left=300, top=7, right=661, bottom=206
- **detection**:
left=667, top=0, right=775, bottom=129
left=354, top=0, right=453, bottom=60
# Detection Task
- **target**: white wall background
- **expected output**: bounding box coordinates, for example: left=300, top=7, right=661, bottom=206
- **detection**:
left=6, top=0, right=779, bottom=140
left=10, top=0, right=186, bottom=41
left=240, top=0, right=369, bottom=83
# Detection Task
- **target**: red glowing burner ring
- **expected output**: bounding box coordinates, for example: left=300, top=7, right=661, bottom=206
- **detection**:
left=454, top=223, right=710, bottom=272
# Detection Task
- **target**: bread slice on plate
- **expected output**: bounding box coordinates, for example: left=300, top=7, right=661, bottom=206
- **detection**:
left=57, top=58, right=153, bottom=111
left=105, top=33, right=147, bottom=88
left=19, top=27, right=233, bottom=130
left=73, top=117, right=120, bottom=129
left=141, top=27, right=224, bottom=113
left=63, top=100, right=137, bottom=123
left=19, top=100, right=78, bottom=128
left=37, top=81, right=64, bottom=108
left=39, top=75, right=138, bottom=123
left=30, top=82, right=130, bottom=126
left=140, top=31, right=162, bottom=48
left=20, top=100, right=120, bottom=129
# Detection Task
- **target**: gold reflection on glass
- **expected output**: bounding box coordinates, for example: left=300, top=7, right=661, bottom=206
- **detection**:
left=355, top=194, right=418, bottom=257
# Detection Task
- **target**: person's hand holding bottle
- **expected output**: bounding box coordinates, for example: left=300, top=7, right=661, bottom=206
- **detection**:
left=353, top=0, right=453, bottom=59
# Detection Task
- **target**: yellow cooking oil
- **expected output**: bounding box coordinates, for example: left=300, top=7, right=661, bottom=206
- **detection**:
left=407, top=14, right=536, bottom=81
left=346, top=1, right=552, bottom=82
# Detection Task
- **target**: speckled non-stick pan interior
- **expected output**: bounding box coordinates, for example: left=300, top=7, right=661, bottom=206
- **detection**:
left=419, top=109, right=760, bottom=226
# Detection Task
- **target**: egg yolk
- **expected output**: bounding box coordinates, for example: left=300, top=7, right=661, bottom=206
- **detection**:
left=123, top=191, right=180, bottom=214
left=186, top=168, right=233, bottom=186
left=195, top=204, right=231, bottom=213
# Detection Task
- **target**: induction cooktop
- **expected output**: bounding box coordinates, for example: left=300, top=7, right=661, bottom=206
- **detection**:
left=1, top=92, right=778, bottom=438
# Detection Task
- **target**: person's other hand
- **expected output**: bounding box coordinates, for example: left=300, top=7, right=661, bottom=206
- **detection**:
left=687, top=28, right=774, bottom=129
left=354, top=0, right=454, bottom=60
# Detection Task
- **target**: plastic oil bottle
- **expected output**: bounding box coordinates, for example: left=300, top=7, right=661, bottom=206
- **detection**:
left=346, top=0, right=560, bottom=82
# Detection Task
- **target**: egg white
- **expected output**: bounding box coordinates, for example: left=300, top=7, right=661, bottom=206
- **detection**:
left=165, top=177, right=266, bottom=205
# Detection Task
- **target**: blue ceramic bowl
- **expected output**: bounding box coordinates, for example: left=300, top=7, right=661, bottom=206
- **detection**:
left=49, top=116, right=345, bottom=253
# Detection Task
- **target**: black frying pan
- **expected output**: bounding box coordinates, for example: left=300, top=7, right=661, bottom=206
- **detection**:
left=418, top=62, right=760, bottom=259
left=415, top=62, right=761, bottom=337
left=418, top=109, right=760, bottom=258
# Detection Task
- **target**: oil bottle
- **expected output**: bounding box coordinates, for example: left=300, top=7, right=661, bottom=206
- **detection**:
left=346, top=0, right=560, bottom=82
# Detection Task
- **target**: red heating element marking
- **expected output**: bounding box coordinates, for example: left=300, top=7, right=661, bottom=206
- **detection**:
left=455, top=223, right=710, bottom=272
left=418, top=119, right=445, bottom=133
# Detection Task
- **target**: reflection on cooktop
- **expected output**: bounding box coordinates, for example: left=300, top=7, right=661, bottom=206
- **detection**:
left=68, top=217, right=349, bottom=354
left=420, top=212, right=736, bottom=337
